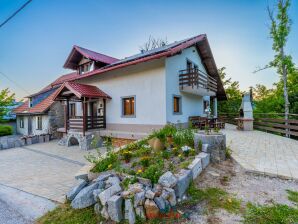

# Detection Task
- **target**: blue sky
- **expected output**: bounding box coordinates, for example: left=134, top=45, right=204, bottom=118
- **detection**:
left=0, top=0, right=297, bottom=100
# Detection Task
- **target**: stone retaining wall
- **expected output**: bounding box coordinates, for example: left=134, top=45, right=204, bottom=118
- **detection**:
left=0, top=134, right=51, bottom=150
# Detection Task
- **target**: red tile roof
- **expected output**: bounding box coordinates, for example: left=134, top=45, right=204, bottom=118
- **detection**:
left=14, top=89, right=60, bottom=114
left=53, top=82, right=111, bottom=100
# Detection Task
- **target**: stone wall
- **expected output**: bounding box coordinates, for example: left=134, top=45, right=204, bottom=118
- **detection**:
left=194, top=132, right=226, bottom=163
left=48, top=102, right=64, bottom=139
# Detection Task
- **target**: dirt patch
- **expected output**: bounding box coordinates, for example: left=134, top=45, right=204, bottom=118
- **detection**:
left=111, top=138, right=135, bottom=148
left=187, top=159, right=298, bottom=223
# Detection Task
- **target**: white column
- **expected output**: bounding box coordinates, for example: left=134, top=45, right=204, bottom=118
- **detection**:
left=213, top=97, right=218, bottom=118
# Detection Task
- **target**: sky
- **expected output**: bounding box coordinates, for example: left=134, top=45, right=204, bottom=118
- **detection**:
left=0, top=0, right=297, bottom=100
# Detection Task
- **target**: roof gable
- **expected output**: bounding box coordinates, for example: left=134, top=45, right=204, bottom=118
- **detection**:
left=63, top=46, right=119, bottom=70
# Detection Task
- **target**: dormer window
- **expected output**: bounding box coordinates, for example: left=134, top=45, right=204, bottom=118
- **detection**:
left=78, top=61, right=93, bottom=74
left=28, top=98, right=33, bottom=108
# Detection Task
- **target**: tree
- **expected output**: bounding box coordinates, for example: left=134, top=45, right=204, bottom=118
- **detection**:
left=139, top=35, right=168, bottom=52
left=0, top=88, right=15, bottom=121
left=217, top=67, right=243, bottom=114
left=267, top=0, right=295, bottom=126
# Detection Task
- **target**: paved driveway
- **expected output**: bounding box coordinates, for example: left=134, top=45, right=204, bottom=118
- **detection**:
left=222, top=124, right=298, bottom=180
left=0, top=140, right=100, bottom=203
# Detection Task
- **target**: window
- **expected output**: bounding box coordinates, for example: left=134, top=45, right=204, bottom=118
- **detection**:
left=122, top=96, right=135, bottom=117
left=19, top=117, right=24, bottom=128
left=70, top=103, right=76, bottom=117
left=173, top=95, right=182, bottom=114
left=79, top=62, right=93, bottom=74
left=36, top=116, right=42, bottom=130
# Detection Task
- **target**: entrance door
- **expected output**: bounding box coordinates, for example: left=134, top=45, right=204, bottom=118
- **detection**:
left=28, top=116, right=32, bottom=135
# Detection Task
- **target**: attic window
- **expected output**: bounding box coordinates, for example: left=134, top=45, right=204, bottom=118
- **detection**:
left=79, top=62, right=93, bottom=74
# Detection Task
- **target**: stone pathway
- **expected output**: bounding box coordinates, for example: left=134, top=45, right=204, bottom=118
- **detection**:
left=222, top=124, right=298, bottom=180
left=0, top=140, right=101, bottom=202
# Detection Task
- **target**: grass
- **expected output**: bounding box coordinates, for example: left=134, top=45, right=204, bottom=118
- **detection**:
left=37, top=203, right=101, bottom=224
left=184, top=182, right=242, bottom=214
left=286, top=189, right=298, bottom=205
left=243, top=203, right=298, bottom=224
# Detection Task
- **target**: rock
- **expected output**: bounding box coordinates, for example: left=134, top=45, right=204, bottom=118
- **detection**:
left=202, top=144, right=209, bottom=153
left=93, top=188, right=104, bottom=202
left=207, top=171, right=220, bottom=177
left=99, top=183, right=122, bottom=206
left=88, top=172, right=100, bottom=181
left=136, top=177, right=152, bottom=187
left=161, top=187, right=176, bottom=206
left=125, top=199, right=136, bottom=224
left=134, top=191, right=145, bottom=207
left=154, top=196, right=166, bottom=211
left=128, top=183, right=144, bottom=194
left=105, top=176, right=121, bottom=188
left=95, top=172, right=113, bottom=182
left=75, top=164, right=93, bottom=181
left=66, top=179, right=88, bottom=201
left=145, top=190, right=155, bottom=199
left=158, top=171, right=177, bottom=188
left=144, top=199, right=159, bottom=219
left=135, top=206, right=146, bottom=219
left=71, top=182, right=99, bottom=209
left=107, top=195, right=123, bottom=222
left=174, top=169, right=192, bottom=199
left=196, top=152, right=210, bottom=169
left=94, top=203, right=102, bottom=216
left=188, top=157, right=203, bottom=180
left=121, top=190, right=134, bottom=199
left=101, top=205, right=109, bottom=219
left=153, top=184, right=163, bottom=197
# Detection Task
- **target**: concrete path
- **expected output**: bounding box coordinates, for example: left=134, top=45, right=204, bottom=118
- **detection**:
left=222, top=124, right=298, bottom=180
left=0, top=140, right=99, bottom=202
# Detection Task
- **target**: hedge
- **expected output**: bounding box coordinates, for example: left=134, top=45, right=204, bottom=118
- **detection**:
left=0, top=125, right=13, bottom=136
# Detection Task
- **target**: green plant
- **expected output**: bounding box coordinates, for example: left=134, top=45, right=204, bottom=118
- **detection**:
left=172, top=147, right=180, bottom=156
left=0, top=125, right=13, bottom=136
left=133, top=145, right=152, bottom=157
left=161, top=150, right=171, bottom=159
left=189, top=148, right=196, bottom=156
left=225, top=146, right=232, bottom=159
left=92, top=152, right=119, bottom=173
left=139, top=156, right=151, bottom=168
left=214, top=126, right=220, bottom=133
left=141, top=160, right=164, bottom=184
left=121, top=177, right=138, bottom=190
left=286, top=189, right=298, bottom=205
left=121, top=150, right=133, bottom=163
left=148, top=124, right=177, bottom=143
left=198, top=140, right=203, bottom=151
left=180, top=161, right=191, bottom=169
left=103, top=136, right=114, bottom=152
left=243, top=203, right=298, bottom=224
left=173, top=129, right=194, bottom=148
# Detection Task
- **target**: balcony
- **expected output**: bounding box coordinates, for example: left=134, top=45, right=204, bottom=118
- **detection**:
left=68, top=116, right=106, bottom=132
left=179, top=68, right=217, bottom=96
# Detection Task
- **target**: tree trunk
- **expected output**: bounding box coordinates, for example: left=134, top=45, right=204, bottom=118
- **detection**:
left=281, top=47, right=290, bottom=138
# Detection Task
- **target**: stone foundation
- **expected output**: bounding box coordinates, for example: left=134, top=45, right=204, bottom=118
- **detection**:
left=59, top=131, right=103, bottom=150
left=194, top=132, right=226, bottom=163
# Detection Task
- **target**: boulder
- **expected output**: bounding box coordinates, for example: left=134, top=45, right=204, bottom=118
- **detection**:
left=196, top=152, right=210, bottom=169
left=95, top=172, right=113, bottom=182
left=188, top=157, right=203, bottom=180
left=128, top=183, right=144, bottom=194
left=88, top=172, right=100, bottom=181
left=105, top=176, right=121, bottom=188
left=174, top=169, right=192, bottom=199
left=144, top=199, right=159, bottom=219
left=101, top=205, right=109, bottom=219
left=153, top=184, right=163, bottom=197
left=161, top=187, right=176, bottom=206
left=71, top=182, right=99, bottom=209
left=94, top=202, right=102, bottom=216
left=93, top=188, right=104, bottom=202
left=125, top=199, right=136, bottom=224
left=66, top=179, right=88, bottom=201
left=134, top=191, right=145, bottom=207
left=107, top=195, right=123, bottom=222
left=99, top=183, right=122, bottom=206
left=145, top=190, right=155, bottom=199
left=121, top=190, right=134, bottom=199
left=154, top=196, right=167, bottom=211
left=158, top=171, right=177, bottom=188
left=135, top=206, right=146, bottom=219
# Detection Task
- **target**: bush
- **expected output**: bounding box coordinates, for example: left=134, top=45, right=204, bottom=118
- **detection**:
left=140, top=156, right=151, bottom=168
left=141, top=159, right=164, bottom=183
left=173, top=129, right=194, bottom=148
left=0, top=125, right=13, bottom=136
left=149, top=124, right=177, bottom=143
left=92, top=152, right=119, bottom=173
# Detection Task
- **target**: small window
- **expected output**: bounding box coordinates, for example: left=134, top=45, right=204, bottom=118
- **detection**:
left=122, top=96, right=135, bottom=117
left=36, top=116, right=42, bottom=130
left=79, top=62, right=92, bottom=74
left=70, top=103, right=76, bottom=117
left=19, top=117, right=24, bottom=128
left=173, top=95, right=182, bottom=114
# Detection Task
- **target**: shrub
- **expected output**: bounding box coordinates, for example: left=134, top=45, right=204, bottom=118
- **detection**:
left=0, top=125, right=13, bottom=136
left=121, top=150, right=133, bottom=163
left=173, top=129, right=194, bottom=148
left=92, top=152, right=119, bottom=173
left=141, top=159, right=164, bottom=183
left=161, top=150, right=171, bottom=159
left=149, top=124, right=177, bottom=143
left=133, top=145, right=151, bottom=157
left=140, top=156, right=151, bottom=168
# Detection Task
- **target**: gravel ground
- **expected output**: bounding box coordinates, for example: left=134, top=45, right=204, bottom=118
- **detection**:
left=0, top=199, right=31, bottom=224
left=186, top=159, right=298, bottom=223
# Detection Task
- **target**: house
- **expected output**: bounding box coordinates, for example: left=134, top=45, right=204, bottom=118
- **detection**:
left=14, top=34, right=226, bottom=149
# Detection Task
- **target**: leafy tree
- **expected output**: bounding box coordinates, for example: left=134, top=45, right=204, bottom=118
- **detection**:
left=139, top=35, right=168, bottom=52
left=0, top=88, right=15, bottom=121
left=267, top=0, right=295, bottom=122
left=217, top=67, right=242, bottom=114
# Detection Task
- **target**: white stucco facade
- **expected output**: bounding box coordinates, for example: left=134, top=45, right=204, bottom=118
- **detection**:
left=16, top=115, right=49, bottom=135
left=165, top=46, right=210, bottom=124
